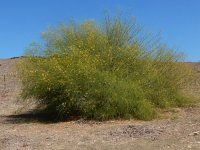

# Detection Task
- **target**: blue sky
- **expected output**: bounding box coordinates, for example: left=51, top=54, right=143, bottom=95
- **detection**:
left=0, top=0, right=199, bottom=61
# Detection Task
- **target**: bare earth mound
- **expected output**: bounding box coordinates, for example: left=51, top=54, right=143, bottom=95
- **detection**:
left=0, top=58, right=200, bottom=150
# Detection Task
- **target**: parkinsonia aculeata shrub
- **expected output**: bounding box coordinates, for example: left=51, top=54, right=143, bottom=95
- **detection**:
left=17, top=15, right=195, bottom=120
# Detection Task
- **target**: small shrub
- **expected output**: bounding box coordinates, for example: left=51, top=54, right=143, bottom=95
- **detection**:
left=17, top=15, right=194, bottom=120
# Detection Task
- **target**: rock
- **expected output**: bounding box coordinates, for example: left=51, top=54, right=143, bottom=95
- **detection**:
left=188, top=131, right=200, bottom=136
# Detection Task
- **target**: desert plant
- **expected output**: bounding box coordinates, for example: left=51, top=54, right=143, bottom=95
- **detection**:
left=17, top=15, right=194, bottom=120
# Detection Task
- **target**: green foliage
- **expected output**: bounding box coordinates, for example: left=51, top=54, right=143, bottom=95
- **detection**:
left=17, top=15, right=194, bottom=120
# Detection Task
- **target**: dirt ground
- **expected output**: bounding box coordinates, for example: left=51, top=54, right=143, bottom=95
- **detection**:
left=1, top=58, right=200, bottom=150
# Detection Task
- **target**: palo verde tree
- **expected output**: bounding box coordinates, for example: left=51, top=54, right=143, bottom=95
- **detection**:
left=17, top=14, right=194, bottom=120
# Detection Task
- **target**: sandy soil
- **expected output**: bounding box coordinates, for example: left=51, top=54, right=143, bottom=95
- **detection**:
left=0, top=58, right=200, bottom=150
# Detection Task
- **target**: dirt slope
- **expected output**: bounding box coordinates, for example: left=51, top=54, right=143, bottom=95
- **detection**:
left=0, top=58, right=200, bottom=150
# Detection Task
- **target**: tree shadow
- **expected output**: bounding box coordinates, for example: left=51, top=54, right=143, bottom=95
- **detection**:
left=1, top=109, right=81, bottom=124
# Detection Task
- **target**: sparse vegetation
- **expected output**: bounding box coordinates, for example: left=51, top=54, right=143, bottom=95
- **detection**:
left=17, top=15, right=195, bottom=120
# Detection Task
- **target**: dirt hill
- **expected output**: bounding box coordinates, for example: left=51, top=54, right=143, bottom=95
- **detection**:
left=0, top=58, right=200, bottom=150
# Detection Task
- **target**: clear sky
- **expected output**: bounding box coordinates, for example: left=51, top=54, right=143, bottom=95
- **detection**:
left=0, top=0, right=199, bottom=61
